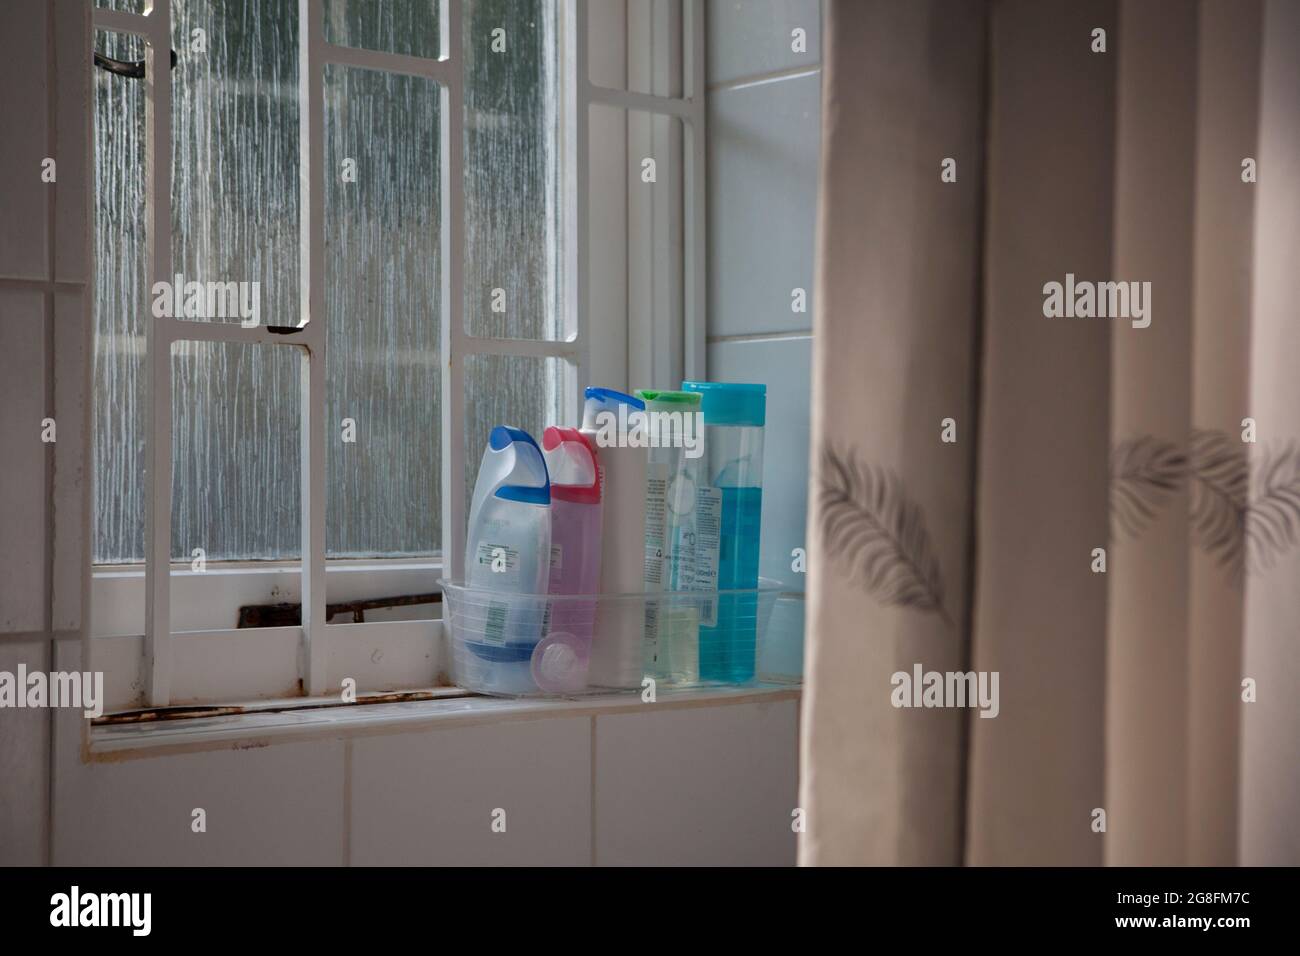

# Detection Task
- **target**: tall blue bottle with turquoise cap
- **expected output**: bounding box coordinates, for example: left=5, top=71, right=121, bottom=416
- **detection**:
left=682, top=381, right=766, bottom=682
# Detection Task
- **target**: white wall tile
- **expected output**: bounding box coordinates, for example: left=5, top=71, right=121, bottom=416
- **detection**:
left=0, top=292, right=49, bottom=633
left=0, top=0, right=51, bottom=280
left=595, top=699, right=798, bottom=865
left=55, top=0, right=90, bottom=284
left=708, top=71, right=820, bottom=337
left=350, top=717, right=591, bottom=865
left=0, top=639, right=51, bottom=865
left=707, top=0, right=821, bottom=87
left=707, top=335, right=811, bottom=592
left=53, top=732, right=348, bottom=866
left=54, top=636, right=345, bottom=865
left=52, top=289, right=87, bottom=631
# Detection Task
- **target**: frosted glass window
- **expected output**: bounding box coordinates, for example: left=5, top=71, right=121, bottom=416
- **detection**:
left=92, top=29, right=148, bottom=564
left=171, top=0, right=300, bottom=327
left=94, top=0, right=147, bottom=13
left=324, top=63, right=441, bottom=557
left=93, top=0, right=561, bottom=563
left=463, top=0, right=563, bottom=339
left=464, top=354, right=568, bottom=512
left=323, top=0, right=440, bottom=61
left=170, top=342, right=302, bottom=560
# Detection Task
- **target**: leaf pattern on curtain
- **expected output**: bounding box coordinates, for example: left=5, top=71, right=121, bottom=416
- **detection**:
left=1188, top=428, right=1249, bottom=576
left=1247, top=442, right=1300, bottom=572
left=818, top=444, right=950, bottom=624
left=1110, top=431, right=1300, bottom=576
left=1110, top=435, right=1188, bottom=537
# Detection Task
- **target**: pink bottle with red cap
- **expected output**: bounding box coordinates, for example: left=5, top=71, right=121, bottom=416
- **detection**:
left=532, top=427, right=603, bottom=693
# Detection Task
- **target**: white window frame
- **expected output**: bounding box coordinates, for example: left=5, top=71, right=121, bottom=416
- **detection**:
left=87, top=0, right=706, bottom=714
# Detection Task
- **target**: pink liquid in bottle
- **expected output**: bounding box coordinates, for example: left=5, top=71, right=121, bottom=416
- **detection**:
left=533, top=427, right=602, bottom=693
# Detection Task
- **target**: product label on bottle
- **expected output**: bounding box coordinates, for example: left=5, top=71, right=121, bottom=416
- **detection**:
left=643, top=463, right=670, bottom=659
left=484, top=600, right=509, bottom=645
left=542, top=544, right=563, bottom=633
left=667, top=474, right=697, bottom=591
left=695, top=485, right=722, bottom=626
left=643, top=464, right=668, bottom=587
left=673, top=521, right=696, bottom=591
left=475, top=542, right=519, bottom=574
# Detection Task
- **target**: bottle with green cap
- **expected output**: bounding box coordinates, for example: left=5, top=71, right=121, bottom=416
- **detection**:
left=681, top=381, right=766, bottom=683
left=635, top=388, right=704, bottom=683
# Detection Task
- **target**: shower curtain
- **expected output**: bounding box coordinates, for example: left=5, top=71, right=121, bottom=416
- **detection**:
left=800, top=0, right=1300, bottom=866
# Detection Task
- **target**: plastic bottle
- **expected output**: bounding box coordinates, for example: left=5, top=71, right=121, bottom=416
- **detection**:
left=460, top=425, right=551, bottom=695
left=635, top=388, right=704, bottom=683
left=681, top=381, right=766, bottom=682
left=580, top=387, right=649, bottom=688
left=533, top=427, right=602, bottom=694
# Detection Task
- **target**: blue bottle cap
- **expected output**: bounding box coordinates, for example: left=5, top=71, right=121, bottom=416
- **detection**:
left=583, top=386, right=645, bottom=410
left=681, top=381, right=766, bottom=427
left=488, top=425, right=551, bottom=505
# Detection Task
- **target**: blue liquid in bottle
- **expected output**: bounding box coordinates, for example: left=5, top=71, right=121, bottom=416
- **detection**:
left=699, top=485, right=763, bottom=682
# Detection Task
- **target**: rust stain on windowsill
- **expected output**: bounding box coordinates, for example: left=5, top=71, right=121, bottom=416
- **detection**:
left=93, top=687, right=474, bottom=727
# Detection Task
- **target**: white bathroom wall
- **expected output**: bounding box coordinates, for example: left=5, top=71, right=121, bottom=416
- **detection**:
left=1, top=0, right=801, bottom=868
left=51, top=639, right=797, bottom=866
left=0, top=0, right=90, bottom=867
left=706, top=0, right=820, bottom=668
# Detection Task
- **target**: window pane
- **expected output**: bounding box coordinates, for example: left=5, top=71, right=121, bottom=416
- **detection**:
left=171, top=0, right=300, bottom=325
left=463, top=0, right=564, bottom=339
left=94, top=0, right=560, bottom=563
left=592, top=104, right=684, bottom=352
left=94, top=0, right=146, bottom=13
left=171, top=342, right=301, bottom=560
left=464, top=354, right=569, bottom=512
left=324, top=64, right=441, bottom=557
left=588, top=0, right=685, bottom=97
left=323, top=0, right=440, bottom=61
left=92, top=30, right=148, bottom=564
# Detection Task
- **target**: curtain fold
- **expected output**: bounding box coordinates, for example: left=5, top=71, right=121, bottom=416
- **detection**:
left=1185, top=0, right=1259, bottom=868
left=1105, top=0, right=1199, bottom=867
left=967, top=0, right=1115, bottom=867
left=1240, top=0, right=1300, bottom=867
left=803, top=0, right=1299, bottom=866
left=799, top=0, right=988, bottom=866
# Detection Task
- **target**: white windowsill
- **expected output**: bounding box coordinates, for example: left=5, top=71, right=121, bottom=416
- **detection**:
left=85, top=682, right=803, bottom=760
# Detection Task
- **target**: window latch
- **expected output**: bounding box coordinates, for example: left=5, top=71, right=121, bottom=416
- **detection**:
left=93, top=48, right=178, bottom=80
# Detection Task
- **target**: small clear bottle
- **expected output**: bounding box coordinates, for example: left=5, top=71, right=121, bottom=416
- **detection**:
left=636, top=389, right=704, bottom=683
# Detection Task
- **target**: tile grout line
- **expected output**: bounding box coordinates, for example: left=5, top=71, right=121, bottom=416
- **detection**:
left=707, top=63, right=822, bottom=95
left=707, top=330, right=814, bottom=345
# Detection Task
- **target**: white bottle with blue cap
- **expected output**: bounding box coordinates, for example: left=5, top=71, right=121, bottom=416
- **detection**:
left=458, top=425, right=552, bottom=695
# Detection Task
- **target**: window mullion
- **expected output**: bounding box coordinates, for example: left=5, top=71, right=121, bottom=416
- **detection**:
left=143, top=0, right=174, bottom=707
left=684, top=0, right=707, bottom=381
left=565, top=0, right=590, bottom=422
left=299, top=0, right=329, bottom=696
left=441, top=0, right=468, bottom=583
